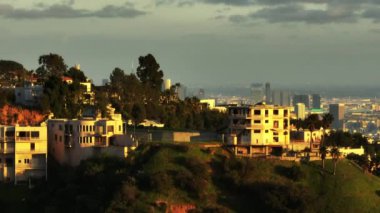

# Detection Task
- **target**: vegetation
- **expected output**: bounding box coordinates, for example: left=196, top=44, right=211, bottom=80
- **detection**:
left=0, top=53, right=227, bottom=130
left=5, top=144, right=380, bottom=213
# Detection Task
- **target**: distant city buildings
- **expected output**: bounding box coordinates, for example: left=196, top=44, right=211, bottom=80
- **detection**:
left=251, top=83, right=264, bottom=104
left=272, top=90, right=291, bottom=106
left=295, top=103, right=306, bottom=120
left=0, top=123, right=47, bottom=183
left=265, top=82, right=271, bottom=104
left=330, top=104, right=345, bottom=130
left=312, top=94, right=321, bottom=109
left=162, top=79, right=172, bottom=91
left=293, top=94, right=310, bottom=108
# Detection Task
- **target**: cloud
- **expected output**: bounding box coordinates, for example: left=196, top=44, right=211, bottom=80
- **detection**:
left=0, top=3, right=146, bottom=19
left=250, top=4, right=358, bottom=24
left=362, top=8, right=380, bottom=22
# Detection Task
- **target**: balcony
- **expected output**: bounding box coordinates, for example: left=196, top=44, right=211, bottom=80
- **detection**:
left=0, top=137, right=15, bottom=142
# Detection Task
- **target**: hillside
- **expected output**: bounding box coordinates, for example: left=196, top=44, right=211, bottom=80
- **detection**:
left=3, top=143, right=380, bottom=213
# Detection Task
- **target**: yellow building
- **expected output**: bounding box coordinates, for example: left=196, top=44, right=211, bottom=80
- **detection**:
left=227, top=104, right=291, bottom=156
left=0, top=123, right=47, bottom=184
left=48, top=113, right=137, bottom=166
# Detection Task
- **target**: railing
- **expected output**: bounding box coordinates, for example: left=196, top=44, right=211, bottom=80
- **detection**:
left=94, top=141, right=107, bottom=147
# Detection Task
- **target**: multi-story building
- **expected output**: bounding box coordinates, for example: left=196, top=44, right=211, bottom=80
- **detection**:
left=330, top=103, right=345, bottom=130
left=295, top=103, right=306, bottom=120
left=312, top=94, right=321, bottom=109
left=0, top=123, right=47, bottom=183
left=265, top=82, right=271, bottom=104
left=47, top=112, right=137, bottom=166
left=15, top=83, right=43, bottom=107
left=227, top=104, right=291, bottom=156
left=272, top=90, right=291, bottom=106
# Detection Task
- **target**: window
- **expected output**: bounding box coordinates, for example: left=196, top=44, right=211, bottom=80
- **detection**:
left=254, top=120, right=261, bottom=124
left=119, top=125, right=122, bottom=131
left=55, top=134, right=58, bottom=142
left=5, top=131, right=15, bottom=137
left=24, top=159, right=30, bottom=164
left=265, top=120, right=269, bottom=123
left=273, top=137, right=279, bottom=142
left=5, top=158, right=14, bottom=166
left=59, top=125, right=63, bottom=131
left=274, top=110, right=279, bottom=115
left=254, top=129, right=261, bottom=134
left=31, top=143, right=35, bottom=151
left=31, top=131, right=39, bottom=138
left=265, top=130, right=269, bottom=133
left=79, top=137, right=82, bottom=143
left=107, top=126, right=114, bottom=133
left=273, top=121, right=279, bottom=128
left=59, top=136, right=62, bottom=142
left=18, top=160, right=22, bottom=163
left=254, top=110, right=261, bottom=115
left=265, top=110, right=269, bottom=116
left=284, top=110, right=288, bottom=117
left=86, top=126, right=89, bottom=132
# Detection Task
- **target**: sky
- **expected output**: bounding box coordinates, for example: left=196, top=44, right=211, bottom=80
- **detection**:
left=1, top=0, right=380, bottom=88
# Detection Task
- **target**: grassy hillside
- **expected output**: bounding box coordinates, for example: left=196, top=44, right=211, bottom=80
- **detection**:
left=2, top=143, right=380, bottom=212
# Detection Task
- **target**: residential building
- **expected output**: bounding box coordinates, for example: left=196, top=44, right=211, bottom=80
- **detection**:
left=47, top=112, right=137, bottom=166
left=15, top=83, right=43, bottom=107
left=0, top=123, right=47, bottom=183
left=79, top=81, right=95, bottom=105
left=227, top=104, right=291, bottom=156
left=162, top=79, right=172, bottom=91
left=330, top=104, right=345, bottom=130
left=200, top=99, right=227, bottom=113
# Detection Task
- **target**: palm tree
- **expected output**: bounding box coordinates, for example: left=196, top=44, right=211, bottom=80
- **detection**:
left=320, top=146, right=328, bottom=169
left=330, top=147, right=341, bottom=175
left=321, top=113, right=334, bottom=146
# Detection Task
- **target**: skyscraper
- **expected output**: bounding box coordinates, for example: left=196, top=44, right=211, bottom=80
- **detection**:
left=329, top=104, right=345, bottom=130
left=272, top=90, right=291, bottom=106
left=265, top=82, right=271, bottom=104
left=312, top=94, right=321, bottom=109
left=293, top=95, right=310, bottom=108
left=251, top=83, right=264, bottom=104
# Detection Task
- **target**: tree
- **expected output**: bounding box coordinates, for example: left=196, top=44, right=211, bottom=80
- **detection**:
left=131, top=103, right=146, bottom=126
left=319, top=146, right=328, bottom=169
left=136, top=54, right=163, bottom=90
left=36, top=53, right=67, bottom=81
left=330, top=147, right=341, bottom=175
left=0, top=60, right=29, bottom=87
left=66, top=66, right=87, bottom=82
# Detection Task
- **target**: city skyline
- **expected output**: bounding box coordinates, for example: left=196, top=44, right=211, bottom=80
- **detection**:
left=1, top=0, right=380, bottom=86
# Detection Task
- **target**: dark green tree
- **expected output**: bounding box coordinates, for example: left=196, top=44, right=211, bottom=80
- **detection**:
left=36, top=53, right=67, bottom=81
left=136, top=54, right=163, bottom=90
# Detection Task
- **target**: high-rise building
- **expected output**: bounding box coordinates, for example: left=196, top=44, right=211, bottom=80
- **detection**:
left=162, top=79, right=172, bottom=91
left=312, top=94, right=321, bottom=109
left=329, top=104, right=345, bottom=130
left=293, top=95, right=310, bottom=108
left=295, top=103, right=306, bottom=120
left=272, top=90, right=291, bottom=106
left=265, top=82, right=271, bottom=104
left=251, top=83, right=264, bottom=104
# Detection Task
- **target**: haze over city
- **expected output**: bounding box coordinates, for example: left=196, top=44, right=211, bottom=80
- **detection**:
left=1, top=0, right=380, bottom=87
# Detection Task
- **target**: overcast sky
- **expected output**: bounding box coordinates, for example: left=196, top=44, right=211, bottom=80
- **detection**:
left=1, top=0, right=380, bottom=87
